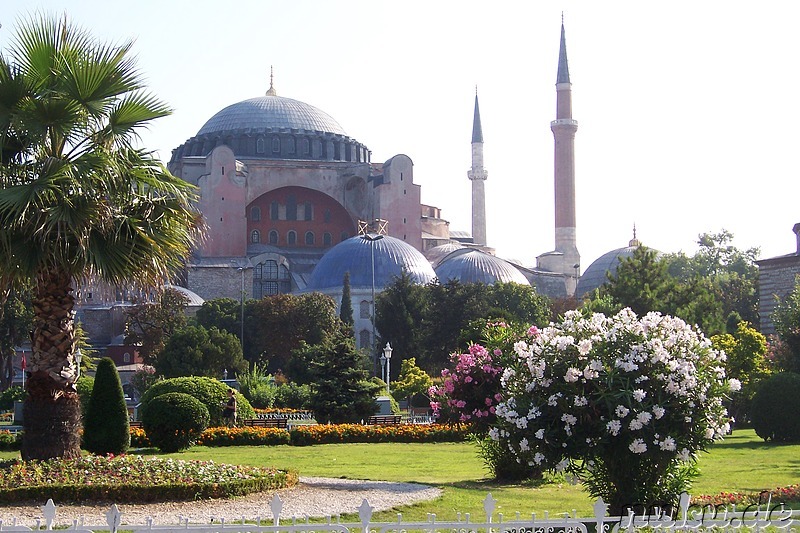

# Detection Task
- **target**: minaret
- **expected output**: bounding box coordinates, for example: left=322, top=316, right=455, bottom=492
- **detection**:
left=551, top=19, right=580, bottom=292
left=468, top=89, right=488, bottom=246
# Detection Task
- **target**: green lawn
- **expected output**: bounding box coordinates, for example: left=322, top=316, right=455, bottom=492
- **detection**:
left=1, top=428, right=796, bottom=519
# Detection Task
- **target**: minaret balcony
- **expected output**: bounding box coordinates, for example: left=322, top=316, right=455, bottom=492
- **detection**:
left=468, top=169, right=488, bottom=181
left=550, top=119, right=578, bottom=127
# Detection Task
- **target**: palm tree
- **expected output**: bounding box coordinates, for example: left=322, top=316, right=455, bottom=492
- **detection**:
left=0, top=14, right=201, bottom=459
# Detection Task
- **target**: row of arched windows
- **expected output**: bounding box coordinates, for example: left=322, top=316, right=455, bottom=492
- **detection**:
left=252, top=199, right=315, bottom=222
left=255, top=136, right=310, bottom=156
left=250, top=230, right=345, bottom=246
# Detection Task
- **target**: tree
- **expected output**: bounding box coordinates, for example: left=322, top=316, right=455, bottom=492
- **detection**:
left=157, top=325, right=246, bottom=378
left=772, top=277, right=800, bottom=373
left=375, top=271, right=428, bottom=378
left=245, top=292, right=339, bottom=373
left=307, top=329, right=381, bottom=424
left=82, top=358, right=130, bottom=455
left=124, top=288, right=190, bottom=365
left=196, top=298, right=241, bottom=339
left=390, top=357, right=432, bottom=407
left=0, top=285, right=32, bottom=390
left=0, top=15, right=199, bottom=459
left=339, top=271, right=354, bottom=329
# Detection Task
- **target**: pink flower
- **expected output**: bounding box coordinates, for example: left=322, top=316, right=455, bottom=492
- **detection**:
left=528, top=325, right=540, bottom=337
left=469, top=344, right=489, bottom=357
left=464, top=376, right=473, bottom=383
left=485, top=397, right=493, bottom=406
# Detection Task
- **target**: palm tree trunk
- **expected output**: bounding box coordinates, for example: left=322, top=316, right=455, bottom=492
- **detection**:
left=21, top=269, right=81, bottom=460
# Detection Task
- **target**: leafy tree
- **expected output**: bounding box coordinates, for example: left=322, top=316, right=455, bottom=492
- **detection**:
left=307, top=329, right=381, bottom=424
left=0, top=286, right=32, bottom=391
left=0, top=14, right=199, bottom=460
left=711, top=321, right=770, bottom=424
left=339, top=271, right=354, bottom=328
left=83, top=358, right=130, bottom=455
left=486, top=282, right=550, bottom=326
left=664, top=230, right=760, bottom=328
left=156, top=325, right=246, bottom=378
left=390, top=357, right=432, bottom=407
left=375, top=271, right=428, bottom=378
left=772, top=277, right=800, bottom=373
left=124, top=288, right=190, bottom=365
left=245, top=292, right=339, bottom=373
left=196, top=298, right=241, bottom=339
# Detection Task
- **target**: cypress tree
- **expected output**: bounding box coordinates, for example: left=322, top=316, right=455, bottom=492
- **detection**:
left=339, top=271, right=354, bottom=328
left=83, top=358, right=130, bottom=454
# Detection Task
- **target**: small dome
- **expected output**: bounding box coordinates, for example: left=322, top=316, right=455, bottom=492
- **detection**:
left=425, top=242, right=465, bottom=266
left=435, top=249, right=530, bottom=286
left=577, top=241, right=655, bottom=297
left=197, top=95, right=347, bottom=137
left=308, top=235, right=436, bottom=291
left=164, top=284, right=205, bottom=307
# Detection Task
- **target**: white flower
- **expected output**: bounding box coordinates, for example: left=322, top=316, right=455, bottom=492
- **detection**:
left=564, top=367, right=582, bottom=382
left=629, top=419, right=643, bottom=431
left=533, top=452, right=546, bottom=465
left=561, top=413, right=577, bottom=426
left=636, top=411, right=652, bottom=425
left=578, top=339, right=592, bottom=356
left=573, top=396, right=588, bottom=407
left=704, top=427, right=715, bottom=440
left=519, top=438, right=530, bottom=451
left=629, top=438, right=647, bottom=454
left=632, top=389, right=647, bottom=402
left=515, top=417, right=528, bottom=429
left=547, top=393, right=562, bottom=406
left=488, top=427, right=499, bottom=441
left=555, top=458, right=570, bottom=472
left=615, top=405, right=630, bottom=418
left=659, top=436, right=676, bottom=451
left=607, top=420, right=622, bottom=436
left=535, top=428, right=545, bottom=439
left=652, top=406, right=665, bottom=419
left=677, top=448, right=692, bottom=462
left=728, top=378, right=742, bottom=392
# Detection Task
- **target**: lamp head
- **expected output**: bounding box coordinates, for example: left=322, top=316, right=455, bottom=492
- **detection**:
left=383, top=342, right=393, bottom=359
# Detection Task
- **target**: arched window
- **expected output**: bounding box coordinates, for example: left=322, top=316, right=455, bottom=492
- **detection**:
left=304, top=202, right=313, bottom=221
left=302, top=138, right=310, bottom=154
left=270, top=201, right=279, bottom=220
left=269, top=230, right=278, bottom=245
left=250, top=230, right=260, bottom=243
left=305, top=231, right=315, bottom=245
left=359, top=330, right=371, bottom=350
left=287, top=137, right=296, bottom=154
left=286, top=195, right=297, bottom=220
left=251, top=206, right=261, bottom=221
left=323, top=232, right=332, bottom=246
left=287, top=231, right=297, bottom=245
left=272, top=137, right=280, bottom=153
left=256, top=137, right=265, bottom=153
left=359, top=300, right=370, bottom=319
left=324, top=209, right=331, bottom=223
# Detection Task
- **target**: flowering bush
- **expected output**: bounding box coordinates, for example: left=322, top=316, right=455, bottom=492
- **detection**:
left=198, top=426, right=291, bottom=447
left=492, top=309, right=735, bottom=514
left=288, top=423, right=467, bottom=446
left=0, top=455, right=297, bottom=503
left=692, top=484, right=800, bottom=507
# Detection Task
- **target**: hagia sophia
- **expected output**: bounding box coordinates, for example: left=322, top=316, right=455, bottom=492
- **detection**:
left=75, top=22, right=641, bottom=355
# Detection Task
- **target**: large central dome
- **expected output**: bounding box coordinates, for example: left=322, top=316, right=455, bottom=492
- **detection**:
left=197, top=95, right=347, bottom=136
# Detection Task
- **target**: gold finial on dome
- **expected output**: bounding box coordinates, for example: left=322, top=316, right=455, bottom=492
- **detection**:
left=629, top=224, right=641, bottom=247
left=266, top=66, right=277, bottom=96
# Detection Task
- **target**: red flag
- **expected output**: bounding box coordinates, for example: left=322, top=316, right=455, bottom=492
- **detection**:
left=20, top=352, right=26, bottom=371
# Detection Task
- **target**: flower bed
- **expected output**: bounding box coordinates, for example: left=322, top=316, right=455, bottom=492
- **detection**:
left=0, top=455, right=297, bottom=503
left=288, top=423, right=467, bottom=446
left=692, top=484, right=800, bottom=507
left=197, top=426, right=291, bottom=447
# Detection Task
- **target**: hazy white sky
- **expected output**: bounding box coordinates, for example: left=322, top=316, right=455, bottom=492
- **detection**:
left=3, top=1, right=799, bottom=272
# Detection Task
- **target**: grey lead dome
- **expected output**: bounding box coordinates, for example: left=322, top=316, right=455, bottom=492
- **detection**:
left=197, top=95, right=347, bottom=136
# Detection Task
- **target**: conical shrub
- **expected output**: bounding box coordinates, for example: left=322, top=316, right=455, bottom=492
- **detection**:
left=83, top=358, right=130, bottom=454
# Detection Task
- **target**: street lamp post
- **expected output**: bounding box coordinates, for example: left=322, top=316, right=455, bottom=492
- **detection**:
left=75, top=348, right=82, bottom=379
left=361, top=233, right=384, bottom=370
left=383, top=342, right=393, bottom=394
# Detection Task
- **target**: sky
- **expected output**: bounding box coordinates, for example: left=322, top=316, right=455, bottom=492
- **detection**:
left=3, top=1, right=799, bottom=273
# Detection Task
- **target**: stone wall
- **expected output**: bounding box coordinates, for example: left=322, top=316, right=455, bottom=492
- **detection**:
left=757, top=255, right=800, bottom=335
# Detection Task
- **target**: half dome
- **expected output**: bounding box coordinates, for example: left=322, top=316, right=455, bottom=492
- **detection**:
left=197, top=95, right=347, bottom=137
left=308, top=235, right=436, bottom=291
left=435, top=249, right=530, bottom=286
left=425, top=242, right=465, bottom=266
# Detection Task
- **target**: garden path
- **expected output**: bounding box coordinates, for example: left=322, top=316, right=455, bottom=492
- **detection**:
left=0, top=477, right=443, bottom=526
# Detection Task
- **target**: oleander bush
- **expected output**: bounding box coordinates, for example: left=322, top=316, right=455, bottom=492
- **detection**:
left=141, top=392, right=210, bottom=453
left=751, top=372, right=800, bottom=442
left=0, top=455, right=297, bottom=503
left=140, top=376, right=255, bottom=427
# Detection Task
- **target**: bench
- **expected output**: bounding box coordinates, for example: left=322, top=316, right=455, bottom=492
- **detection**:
left=129, top=420, right=142, bottom=428
left=241, top=417, right=288, bottom=429
left=367, top=415, right=402, bottom=426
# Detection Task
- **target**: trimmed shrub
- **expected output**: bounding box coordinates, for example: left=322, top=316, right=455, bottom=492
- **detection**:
left=83, top=358, right=130, bottom=455
left=0, top=386, right=25, bottom=411
left=139, top=376, right=254, bottom=426
left=141, top=392, right=210, bottom=452
left=751, top=372, right=800, bottom=442
left=76, top=375, right=94, bottom=417
left=274, top=382, right=311, bottom=409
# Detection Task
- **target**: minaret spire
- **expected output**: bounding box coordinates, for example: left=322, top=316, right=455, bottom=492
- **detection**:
left=266, top=65, right=277, bottom=96
left=537, top=19, right=580, bottom=296
left=468, top=89, right=488, bottom=246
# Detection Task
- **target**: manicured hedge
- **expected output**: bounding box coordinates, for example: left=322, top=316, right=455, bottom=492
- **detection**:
left=198, top=426, right=291, bottom=447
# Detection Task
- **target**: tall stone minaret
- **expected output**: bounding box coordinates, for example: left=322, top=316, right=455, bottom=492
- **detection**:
left=538, top=19, right=580, bottom=295
left=468, top=90, right=488, bottom=246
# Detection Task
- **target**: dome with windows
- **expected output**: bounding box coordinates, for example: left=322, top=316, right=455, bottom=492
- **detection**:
left=434, top=249, right=530, bottom=286
left=308, top=235, right=436, bottom=291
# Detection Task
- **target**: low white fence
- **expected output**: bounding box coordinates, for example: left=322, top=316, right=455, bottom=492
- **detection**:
left=1, top=492, right=798, bottom=533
